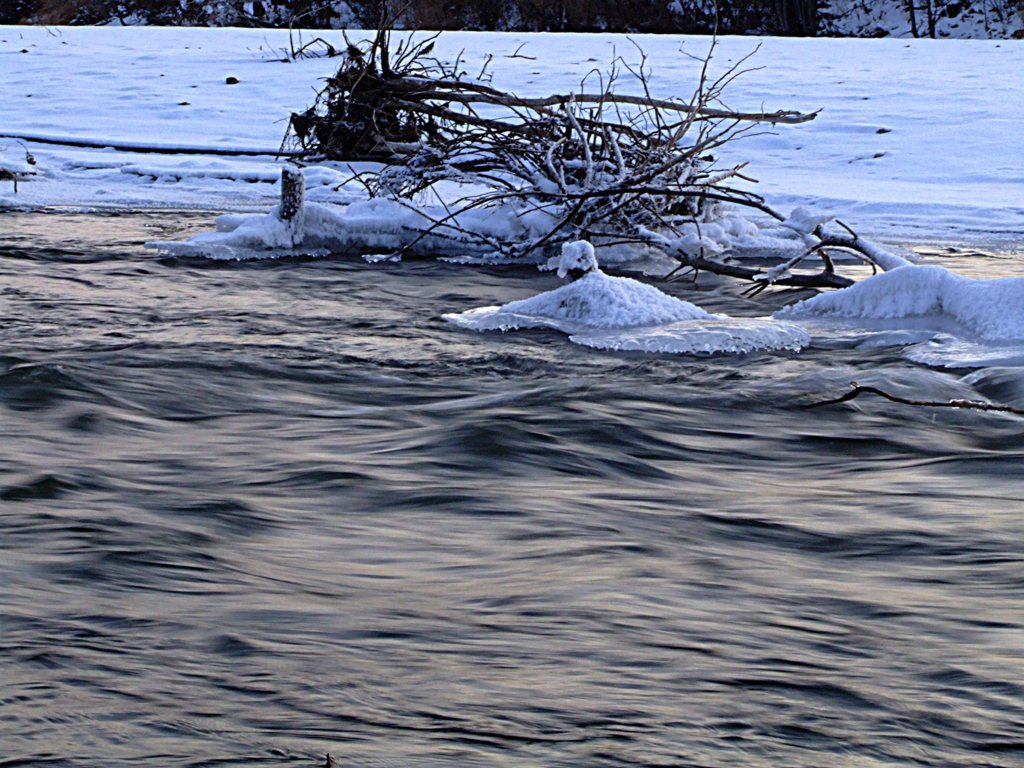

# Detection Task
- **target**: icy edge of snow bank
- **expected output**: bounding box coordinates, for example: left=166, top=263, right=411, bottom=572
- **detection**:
left=777, top=264, right=1024, bottom=343
left=147, top=197, right=834, bottom=269
left=146, top=199, right=549, bottom=261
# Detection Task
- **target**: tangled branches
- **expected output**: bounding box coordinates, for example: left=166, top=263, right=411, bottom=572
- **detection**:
left=284, top=17, right=899, bottom=289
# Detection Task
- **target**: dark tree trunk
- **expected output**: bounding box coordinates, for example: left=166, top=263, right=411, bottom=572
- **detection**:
left=907, top=0, right=920, bottom=37
left=771, top=0, right=818, bottom=36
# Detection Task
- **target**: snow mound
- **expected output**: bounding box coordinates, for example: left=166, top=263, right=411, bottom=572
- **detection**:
left=446, top=248, right=809, bottom=356
left=445, top=270, right=713, bottom=333
left=777, top=265, right=1024, bottom=343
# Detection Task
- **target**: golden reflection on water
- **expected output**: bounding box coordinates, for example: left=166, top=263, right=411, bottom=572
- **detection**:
left=912, top=245, right=1024, bottom=278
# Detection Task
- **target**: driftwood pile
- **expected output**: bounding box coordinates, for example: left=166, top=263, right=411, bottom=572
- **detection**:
left=282, top=19, right=894, bottom=290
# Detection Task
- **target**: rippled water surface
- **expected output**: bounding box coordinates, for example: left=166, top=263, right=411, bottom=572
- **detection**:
left=3, top=212, right=1023, bottom=768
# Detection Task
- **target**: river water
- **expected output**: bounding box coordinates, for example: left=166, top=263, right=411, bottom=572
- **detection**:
left=2, top=212, right=1023, bottom=768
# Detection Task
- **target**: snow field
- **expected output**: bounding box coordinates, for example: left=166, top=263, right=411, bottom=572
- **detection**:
left=1, top=26, right=1022, bottom=245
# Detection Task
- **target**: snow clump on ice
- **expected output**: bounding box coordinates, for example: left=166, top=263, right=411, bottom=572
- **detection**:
left=777, top=264, right=1024, bottom=343
left=552, top=240, right=599, bottom=278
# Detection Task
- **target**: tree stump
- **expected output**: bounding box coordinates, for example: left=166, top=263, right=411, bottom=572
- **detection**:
left=280, top=165, right=305, bottom=246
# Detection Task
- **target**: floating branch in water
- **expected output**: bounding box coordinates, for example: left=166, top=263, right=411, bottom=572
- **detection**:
left=807, top=383, right=1024, bottom=415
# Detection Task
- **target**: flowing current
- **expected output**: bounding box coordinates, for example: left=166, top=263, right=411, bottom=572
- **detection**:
left=2, top=212, right=1023, bottom=768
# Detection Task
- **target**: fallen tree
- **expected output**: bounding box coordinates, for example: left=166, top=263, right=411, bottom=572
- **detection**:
left=273, top=14, right=907, bottom=289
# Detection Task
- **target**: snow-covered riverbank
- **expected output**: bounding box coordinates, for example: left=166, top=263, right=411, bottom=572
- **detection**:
left=1, top=26, right=1022, bottom=247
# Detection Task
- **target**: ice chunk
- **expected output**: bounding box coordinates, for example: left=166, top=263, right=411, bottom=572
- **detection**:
left=905, top=337, right=1024, bottom=369
left=570, top=318, right=810, bottom=355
